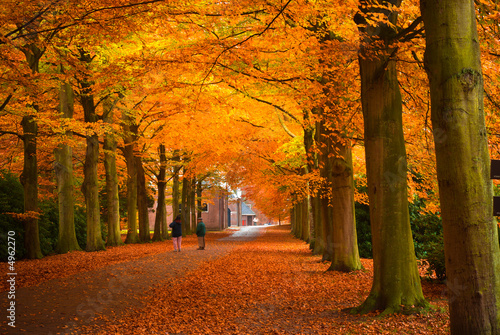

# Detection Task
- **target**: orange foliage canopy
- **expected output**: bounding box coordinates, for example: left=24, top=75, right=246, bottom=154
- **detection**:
left=0, top=0, right=499, bottom=219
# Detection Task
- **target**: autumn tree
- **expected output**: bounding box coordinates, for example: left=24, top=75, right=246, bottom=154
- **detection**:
left=152, top=144, right=168, bottom=241
left=77, top=48, right=105, bottom=252
left=421, top=0, right=500, bottom=333
left=54, top=67, right=81, bottom=253
left=19, top=42, right=44, bottom=259
left=103, top=96, right=123, bottom=247
left=352, top=0, right=427, bottom=314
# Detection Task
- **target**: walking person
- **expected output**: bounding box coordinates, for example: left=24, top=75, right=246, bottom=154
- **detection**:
left=196, top=216, right=206, bottom=250
left=169, top=215, right=182, bottom=252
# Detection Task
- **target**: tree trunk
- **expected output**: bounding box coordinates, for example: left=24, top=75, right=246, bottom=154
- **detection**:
left=137, top=156, right=151, bottom=242
left=318, top=121, right=334, bottom=262
left=78, top=50, right=105, bottom=252
left=352, top=0, right=427, bottom=314
left=172, top=151, right=180, bottom=220
left=181, top=171, right=191, bottom=236
left=311, top=121, right=326, bottom=256
left=290, top=206, right=296, bottom=234
left=81, top=131, right=104, bottom=252
left=303, top=119, right=321, bottom=253
left=54, top=79, right=80, bottom=253
left=153, top=144, right=167, bottom=241
left=196, top=179, right=203, bottom=221
left=421, top=0, right=500, bottom=333
left=327, top=141, right=361, bottom=272
left=122, top=112, right=140, bottom=244
left=190, top=177, right=196, bottom=232
left=301, top=196, right=310, bottom=242
left=294, top=198, right=303, bottom=239
left=103, top=99, right=122, bottom=247
left=20, top=44, right=43, bottom=259
left=20, top=115, right=43, bottom=259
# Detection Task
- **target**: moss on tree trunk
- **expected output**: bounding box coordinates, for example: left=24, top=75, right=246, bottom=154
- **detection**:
left=421, top=0, right=500, bottom=333
left=153, top=144, right=167, bottom=241
left=103, top=99, right=122, bottom=247
left=328, top=142, right=361, bottom=272
left=352, top=0, right=427, bottom=314
left=55, top=80, right=81, bottom=253
left=137, top=156, right=151, bottom=242
left=122, top=112, right=140, bottom=244
left=20, top=44, right=43, bottom=259
left=20, top=115, right=42, bottom=259
left=79, top=50, right=105, bottom=252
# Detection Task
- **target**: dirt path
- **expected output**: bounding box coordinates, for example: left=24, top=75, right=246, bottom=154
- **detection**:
left=1, top=227, right=263, bottom=335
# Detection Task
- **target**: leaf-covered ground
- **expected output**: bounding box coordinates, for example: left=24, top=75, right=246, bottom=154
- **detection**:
left=80, top=225, right=449, bottom=334
left=2, top=225, right=449, bottom=334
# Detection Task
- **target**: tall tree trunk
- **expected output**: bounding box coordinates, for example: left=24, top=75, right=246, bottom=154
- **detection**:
left=81, top=132, right=104, bottom=251
left=54, top=78, right=80, bottom=253
left=352, top=0, right=427, bottom=314
left=327, top=141, right=361, bottom=272
left=153, top=144, right=167, bottom=241
left=103, top=98, right=122, bottom=247
left=303, top=118, right=321, bottom=253
left=311, top=121, right=326, bottom=256
left=20, top=115, right=42, bottom=259
left=172, top=151, right=180, bottom=220
left=301, top=196, right=310, bottom=242
left=196, top=179, right=203, bottom=221
left=421, top=0, right=500, bottom=333
left=79, top=51, right=105, bottom=252
left=181, top=170, right=191, bottom=236
left=290, top=206, right=296, bottom=234
left=137, top=156, right=151, bottom=242
left=294, top=198, right=303, bottom=239
left=20, top=44, right=43, bottom=259
left=300, top=197, right=309, bottom=242
left=318, top=120, right=334, bottom=262
left=122, top=112, right=140, bottom=244
left=190, top=177, right=196, bottom=232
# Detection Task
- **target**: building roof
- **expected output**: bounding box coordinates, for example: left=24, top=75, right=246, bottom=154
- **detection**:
left=241, top=202, right=256, bottom=216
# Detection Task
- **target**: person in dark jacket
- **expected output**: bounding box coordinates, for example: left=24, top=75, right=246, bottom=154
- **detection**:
left=169, top=215, right=182, bottom=252
left=196, top=217, right=206, bottom=250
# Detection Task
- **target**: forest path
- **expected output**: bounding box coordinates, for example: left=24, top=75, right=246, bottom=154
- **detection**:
left=1, top=226, right=263, bottom=335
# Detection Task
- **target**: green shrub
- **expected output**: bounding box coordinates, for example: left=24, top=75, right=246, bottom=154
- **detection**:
left=421, top=239, right=446, bottom=280
left=354, top=178, right=372, bottom=258
left=0, top=170, right=91, bottom=259
left=38, top=201, right=59, bottom=256
left=354, top=174, right=447, bottom=280
left=0, top=171, right=26, bottom=260
left=355, top=201, right=372, bottom=258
